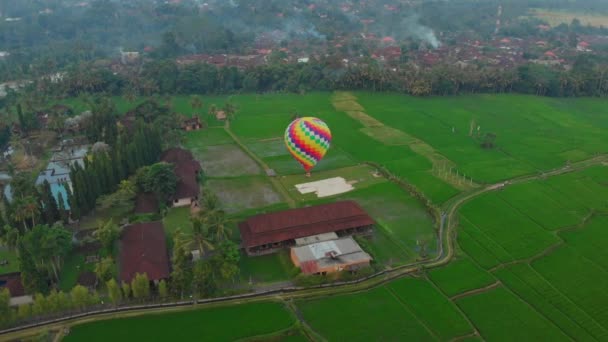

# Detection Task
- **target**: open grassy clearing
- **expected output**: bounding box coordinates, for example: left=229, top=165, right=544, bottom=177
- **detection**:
left=183, top=128, right=234, bottom=149
left=0, top=248, right=19, bottom=275
left=456, top=286, right=570, bottom=341
left=163, top=207, right=193, bottom=237
left=335, top=182, right=437, bottom=263
left=64, top=302, right=294, bottom=342
left=387, top=277, right=474, bottom=340
left=298, top=287, right=436, bottom=341
left=192, top=144, right=262, bottom=177
left=279, top=165, right=385, bottom=203
left=529, top=8, right=608, bottom=27
left=206, top=177, right=284, bottom=214
left=428, top=257, right=496, bottom=297
left=239, top=250, right=296, bottom=284
left=58, top=253, right=95, bottom=292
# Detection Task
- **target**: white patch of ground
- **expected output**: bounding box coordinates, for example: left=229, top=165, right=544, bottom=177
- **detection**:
left=295, top=177, right=355, bottom=198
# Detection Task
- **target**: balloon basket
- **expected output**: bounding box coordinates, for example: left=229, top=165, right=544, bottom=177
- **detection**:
left=305, top=172, right=311, bottom=178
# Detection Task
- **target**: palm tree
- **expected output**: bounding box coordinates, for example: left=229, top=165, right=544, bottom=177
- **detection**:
left=207, top=210, right=231, bottom=242
left=207, top=104, right=217, bottom=120
left=190, top=96, right=203, bottom=112
left=12, top=197, right=35, bottom=231
left=190, top=218, right=214, bottom=257
left=0, top=225, right=20, bottom=252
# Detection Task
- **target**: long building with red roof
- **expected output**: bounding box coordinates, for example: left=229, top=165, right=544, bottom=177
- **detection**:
left=160, top=148, right=202, bottom=208
left=119, top=221, right=170, bottom=284
left=239, top=201, right=374, bottom=255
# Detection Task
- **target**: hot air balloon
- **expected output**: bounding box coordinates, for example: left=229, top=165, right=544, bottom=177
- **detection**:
left=284, top=117, right=332, bottom=176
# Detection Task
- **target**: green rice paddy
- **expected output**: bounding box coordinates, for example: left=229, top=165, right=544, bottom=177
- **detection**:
left=47, top=92, right=608, bottom=341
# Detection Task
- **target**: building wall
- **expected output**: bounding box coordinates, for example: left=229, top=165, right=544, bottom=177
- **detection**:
left=290, top=249, right=301, bottom=268
left=172, top=197, right=193, bottom=208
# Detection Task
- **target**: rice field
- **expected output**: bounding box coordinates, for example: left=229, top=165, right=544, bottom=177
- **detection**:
left=428, top=257, right=496, bottom=297
left=64, top=302, right=295, bottom=342
left=50, top=92, right=608, bottom=341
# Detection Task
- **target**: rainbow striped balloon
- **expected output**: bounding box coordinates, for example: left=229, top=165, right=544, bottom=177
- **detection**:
left=284, top=117, right=332, bottom=172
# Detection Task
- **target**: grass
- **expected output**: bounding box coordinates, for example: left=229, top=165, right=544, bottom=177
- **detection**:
left=58, top=253, right=95, bottom=292
left=387, top=277, right=474, bottom=340
left=428, top=257, right=496, bottom=297
left=279, top=165, right=386, bottom=203
left=64, top=302, right=295, bottom=342
left=163, top=207, right=193, bottom=237
left=193, top=144, right=261, bottom=177
left=206, top=177, right=284, bottom=214
left=298, top=287, right=436, bottom=341
left=0, top=248, right=19, bottom=275
left=456, top=286, right=570, bottom=341
left=239, top=250, right=295, bottom=283
left=183, top=128, right=234, bottom=149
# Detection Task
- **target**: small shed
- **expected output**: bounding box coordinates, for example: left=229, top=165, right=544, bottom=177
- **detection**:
left=215, top=111, right=227, bottom=121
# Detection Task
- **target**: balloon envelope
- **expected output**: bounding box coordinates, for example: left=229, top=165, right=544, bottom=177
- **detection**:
left=284, top=117, right=332, bottom=172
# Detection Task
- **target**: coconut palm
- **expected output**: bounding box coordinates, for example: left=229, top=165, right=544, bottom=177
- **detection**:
left=207, top=210, right=231, bottom=242
left=190, top=218, right=214, bottom=257
left=12, top=196, right=40, bottom=230
left=190, top=96, right=203, bottom=111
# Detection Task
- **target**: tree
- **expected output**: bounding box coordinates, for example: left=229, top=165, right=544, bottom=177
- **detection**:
left=94, top=220, right=120, bottom=254
left=170, top=229, right=192, bottom=299
left=480, top=132, right=497, bottom=149
left=47, top=289, right=69, bottom=313
left=70, top=285, right=91, bottom=310
left=56, top=191, right=69, bottom=224
left=106, top=279, right=122, bottom=306
left=32, top=293, right=49, bottom=317
left=158, top=280, right=168, bottom=300
left=0, top=225, right=20, bottom=252
left=18, top=244, right=48, bottom=295
left=17, top=303, right=32, bottom=321
left=191, top=260, right=213, bottom=298
left=12, top=196, right=40, bottom=231
left=94, top=257, right=114, bottom=283
left=121, top=281, right=131, bottom=300
left=21, top=224, right=72, bottom=282
left=190, top=95, right=203, bottom=111
left=137, top=162, right=177, bottom=203
left=96, top=180, right=136, bottom=217
left=207, top=210, right=231, bottom=242
left=39, top=180, right=60, bottom=225
left=222, top=102, right=237, bottom=122
left=0, top=288, right=13, bottom=328
left=130, top=273, right=150, bottom=301
left=190, top=218, right=214, bottom=257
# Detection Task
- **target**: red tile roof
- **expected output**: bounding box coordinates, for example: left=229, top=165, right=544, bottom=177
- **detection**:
left=134, top=192, right=159, bottom=214
left=160, top=148, right=201, bottom=200
left=120, top=221, right=170, bottom=283
left=239, top=201, right=374, bottom=248
left=0, top=273, right=25, bottom=297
